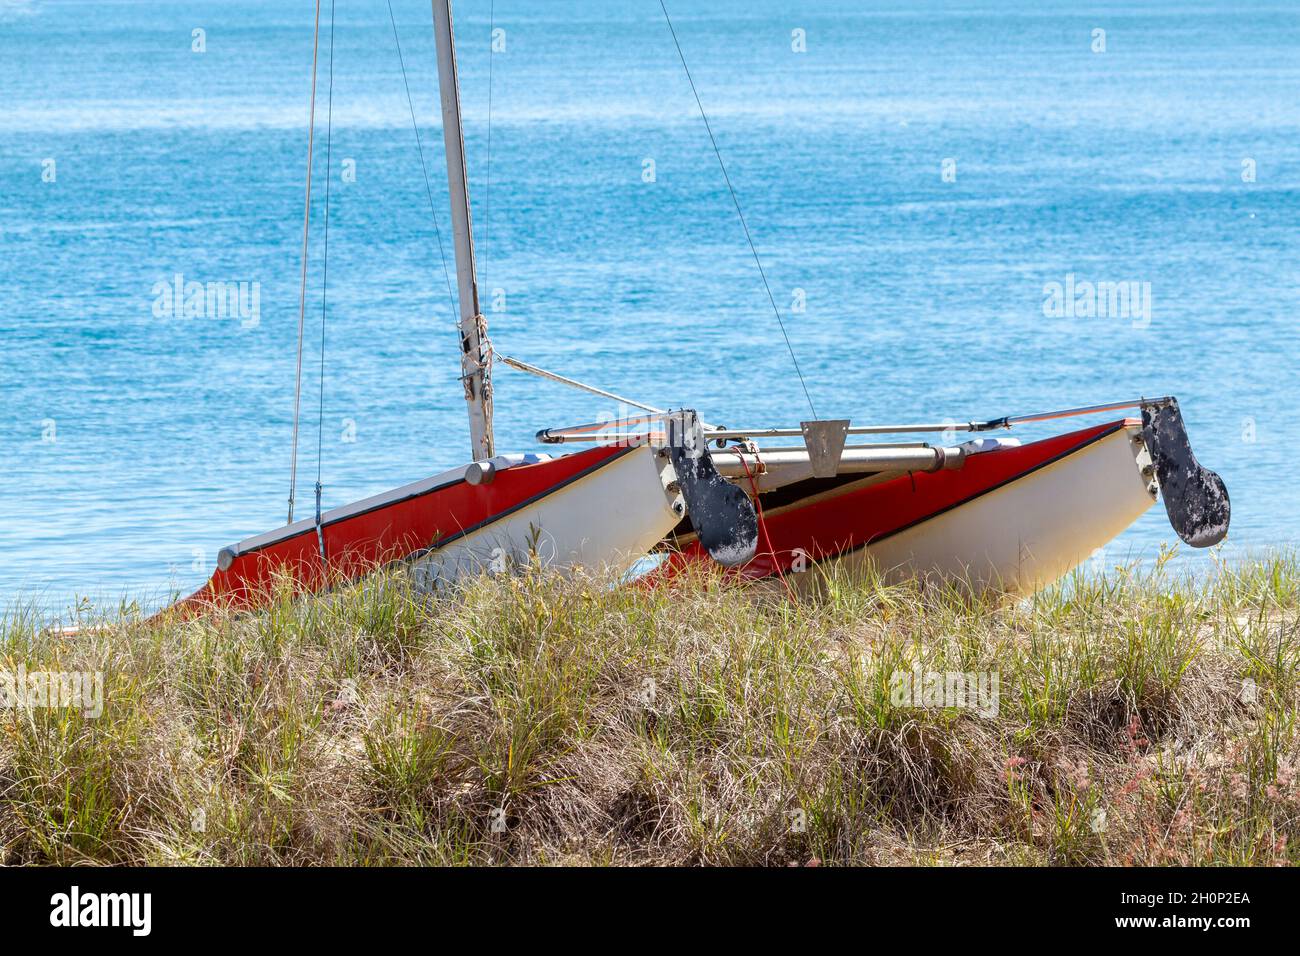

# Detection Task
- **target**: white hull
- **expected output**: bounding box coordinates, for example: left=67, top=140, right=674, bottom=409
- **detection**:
left=411, top=444, right=683, bottom=585
left=823, top=424, right=1157, bottom=594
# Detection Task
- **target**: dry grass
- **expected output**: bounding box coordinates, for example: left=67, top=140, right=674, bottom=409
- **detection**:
left=2, top=549, right=1298, bottom=866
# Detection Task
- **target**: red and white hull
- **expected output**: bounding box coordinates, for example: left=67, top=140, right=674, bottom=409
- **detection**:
left=833, top=421, right=1155, bottom=592
left=176, top=442, right=685, bottom=613
left=653, top=419, right=1163, bottom=594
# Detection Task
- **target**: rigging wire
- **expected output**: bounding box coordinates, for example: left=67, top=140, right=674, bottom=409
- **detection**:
left=292, top=1, right=462, bottom=532
left=496, top=352, right=668, bottom=415
left=732, top=447, right=795, bottom=601
left=483, top=0, right=495, bottom=281
left=656, top=0, right=819, bottom=421
left=288, top=0, right=324, bottom=525
left=313, top=0, right=337, bottom=561
left=387, top=0, right=459, bottom=321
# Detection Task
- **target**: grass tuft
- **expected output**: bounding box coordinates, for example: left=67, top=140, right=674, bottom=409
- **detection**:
left=2, top=552, right=1298, bottom=865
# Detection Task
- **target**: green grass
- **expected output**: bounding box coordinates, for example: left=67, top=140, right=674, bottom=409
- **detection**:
left=2, top=551, right=1298, bottom=865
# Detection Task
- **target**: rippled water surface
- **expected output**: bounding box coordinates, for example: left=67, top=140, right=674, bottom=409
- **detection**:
left=2, top=0, right=1297, bottom=611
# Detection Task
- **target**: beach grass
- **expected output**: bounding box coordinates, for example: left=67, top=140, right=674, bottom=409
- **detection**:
left=2, top=550, right=1298, bottom=866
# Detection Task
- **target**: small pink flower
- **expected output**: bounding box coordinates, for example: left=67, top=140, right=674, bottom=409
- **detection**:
left=1229, top=773, right=1249, bottom=801
left=1276, top=761, right=1296, bottom=789
left=1120, top=768, right=1150, bottom=796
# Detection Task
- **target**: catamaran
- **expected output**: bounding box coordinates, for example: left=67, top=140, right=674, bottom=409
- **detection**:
left=177, top=0, right=1228, bottom=612
left=549, top=397, right=1229, bottom=594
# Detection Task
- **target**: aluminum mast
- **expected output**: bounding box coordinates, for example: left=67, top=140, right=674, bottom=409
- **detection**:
left=432, top=0, right=494, bottom=460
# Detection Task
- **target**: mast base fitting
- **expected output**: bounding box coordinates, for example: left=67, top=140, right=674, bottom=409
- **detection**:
left=465, top=460, right=497, bottom=486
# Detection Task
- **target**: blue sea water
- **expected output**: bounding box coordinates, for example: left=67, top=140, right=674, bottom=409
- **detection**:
left=1, top=0, right=1297, bottom=612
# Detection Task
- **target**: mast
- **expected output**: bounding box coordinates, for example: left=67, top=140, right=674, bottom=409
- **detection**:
left=432, top=0, right=494, bottom=460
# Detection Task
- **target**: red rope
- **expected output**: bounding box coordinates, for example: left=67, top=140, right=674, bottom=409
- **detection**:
left=731, top=445, right=796, bottom=601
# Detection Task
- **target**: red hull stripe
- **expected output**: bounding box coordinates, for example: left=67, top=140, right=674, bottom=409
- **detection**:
left=658, top=420, right=1128, bottom=582
left=184, top=442, right=632, bottom=608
